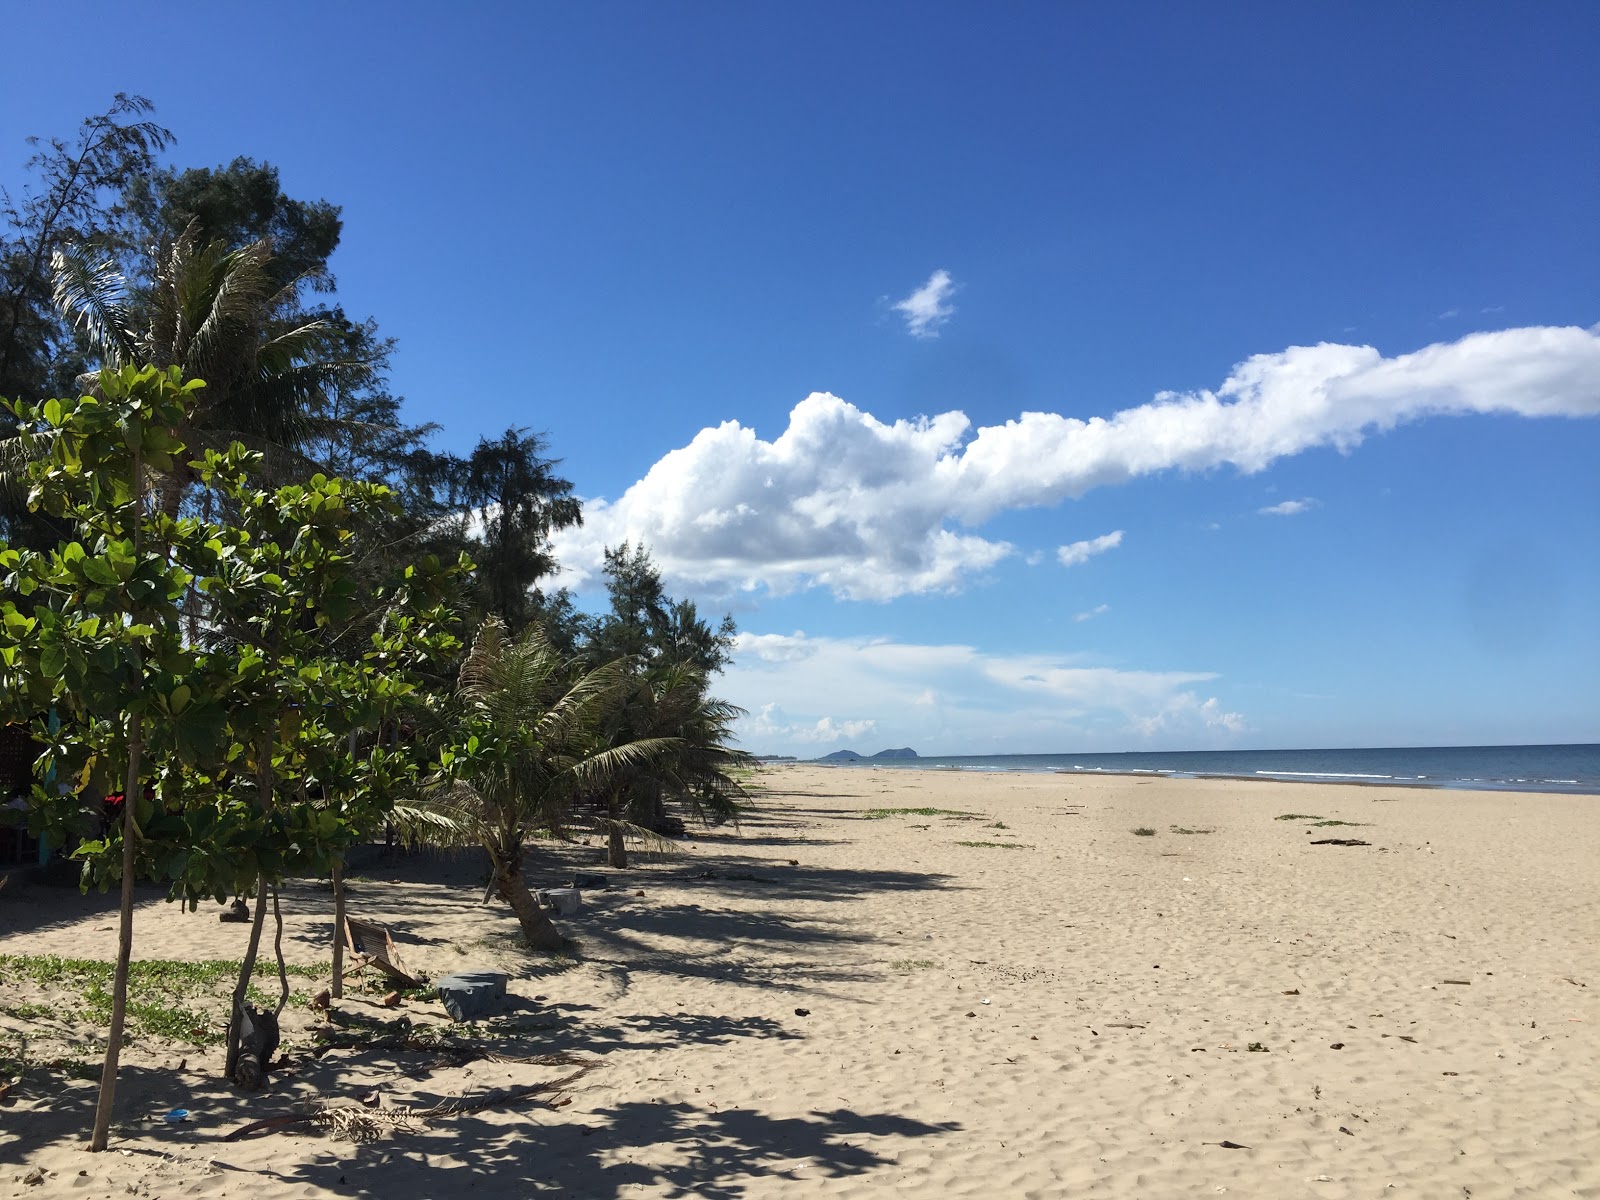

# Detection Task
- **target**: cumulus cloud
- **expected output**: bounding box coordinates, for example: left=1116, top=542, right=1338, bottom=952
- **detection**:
left=745, top=703, right=876, bottom=745
left=1058, top=530, right=1124, bottom=567
left=1259, top=498, right=1316, bottom=516
left=1074, top=603, right=1110, bottom=622
left=551, top=325, right=1600, bottom=600
left=893, top=269, right=957, bottom=338
left=722, top=631, right=1247, bottom=756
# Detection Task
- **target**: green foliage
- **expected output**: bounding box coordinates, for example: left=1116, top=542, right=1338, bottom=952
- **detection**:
left=1131, top=826, right=1157, bottom=836
left=1275, top=813, right=1322, bottom=821
left=1170, top=825, right=1214, bottom=834
left=0, top=364, right=466, bottom=902
left=1308, top=819, right=1367, bottom=827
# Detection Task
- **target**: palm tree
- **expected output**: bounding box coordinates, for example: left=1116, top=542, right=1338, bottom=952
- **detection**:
left=429, top=618, right=672, bottom=950
left=595, top=663, right=751, bottom=868
left=47, top=221, right=352, bottom=515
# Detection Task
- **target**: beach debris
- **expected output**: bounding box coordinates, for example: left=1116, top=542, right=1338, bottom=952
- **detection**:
left=1105, top=1022, right=1145, bottom=1029
left=381, top=990, right=403, bottom=1008
left=219, top=898, right=251, bottom=923
left=536, top=887, right=582, bottom=915
left=1442, top=1071, right=1458, bottom=1076
left=1339, top=1126, right=1356, bottom=1136
left=341, top=916, right=423, bottom=988
left=224, top=1065, right=592, bottom=1143
left=572, top=873, right=609, bottom=889
left=1310, top=839, right=1370, bottom=846
left=162, top=1108, right=190, bottom=1124
left=966, top=1011, right=977, bottom=1018
left=1442, top=980, right=1471, bottom=985
left=1282, top=989, right=1300, bottom=996
left=794, top=1008, right=811, bottom=1017
left=437, top=971, right=509, bottom=1021
left=1204, top=1140, right=1251, bottom=1149
left=23, top=1167, right=44, bottom=1185
left=232, top=1005, right=280, bottom=1090
left=980, top=998, right=992, bottom=1005
left=1247, top=1042, right=1268, bottom=1052
left=1330, top=1042, right=1346, bottom=1050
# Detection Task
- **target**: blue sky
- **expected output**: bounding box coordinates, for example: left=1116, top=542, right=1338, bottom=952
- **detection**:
left=5, top=2, right=1597, bottom=755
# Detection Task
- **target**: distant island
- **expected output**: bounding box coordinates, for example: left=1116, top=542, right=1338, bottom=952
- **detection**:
left=816, top=747, right=920, bottom=762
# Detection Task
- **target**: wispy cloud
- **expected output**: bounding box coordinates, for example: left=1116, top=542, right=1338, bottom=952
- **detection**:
left=724, top=632, right=1248, bottom=756
left=552, top=325, right=1600, bottom=600
left=1074, top=603, right=1110, bottom=622
left=1438, top=307, right=1461, bottom=320
left=1058, top=530, right=1124, bottom=567
left=1258, top=498, right=1317, bottom=516
left=892, top=269, right=957, bottom=339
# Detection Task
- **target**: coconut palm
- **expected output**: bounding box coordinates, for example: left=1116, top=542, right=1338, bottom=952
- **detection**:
left=46, top=221, right=353, bottom=514
left=429, top=617, right=673, bottom=950
left=594, top=662, right=751, bottom=868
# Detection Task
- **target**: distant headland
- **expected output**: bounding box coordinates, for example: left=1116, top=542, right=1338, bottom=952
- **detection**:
left=815, top=747, right=919, bottom=762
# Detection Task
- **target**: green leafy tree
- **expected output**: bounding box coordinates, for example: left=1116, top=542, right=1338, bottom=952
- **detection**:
left=0, top=364, right=464, bottom=1139
left=0, top=96, right=171, bottom=551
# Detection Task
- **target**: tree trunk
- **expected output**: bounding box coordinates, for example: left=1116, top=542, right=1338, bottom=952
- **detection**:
left=224, top=875, right=270, bottom=1084
left=496, top=865, right=563, bottom=951
left=88, top=715, right=142, bottom=1152
left=606, top=794, right=628, bottom=869
left=330, top=859, right=346, bottom=1000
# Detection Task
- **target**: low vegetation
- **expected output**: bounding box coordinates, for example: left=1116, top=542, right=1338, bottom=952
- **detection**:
left=861, top=806, right=977, bottom=819
left=1131, top=826, right=1157, bottom=836
left=1275, top=813, right=1322, bottom=821
left=1169, top=825, right=1214, bottom=835
left=954, top=839, right=1032, bottom=849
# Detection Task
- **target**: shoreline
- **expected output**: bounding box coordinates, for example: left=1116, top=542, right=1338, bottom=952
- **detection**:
left=2, top=766, right=1596, bottom=1198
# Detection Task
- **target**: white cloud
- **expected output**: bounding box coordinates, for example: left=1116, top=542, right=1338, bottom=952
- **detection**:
left=1057, top=530, right=1124, bottom=567
left=723, top=631, right=1248, bottom=757
left=552, top=325, right=1600, bottom=600
left=892, top=269, right=957, bottom=339
left=1438, top=308, right=1461, bottom=320
left=1074, top=603, right=1110, bottom=622
left=1258, top=498, right=1316, bottom=516
left=745, top=703, right=876, bottom=746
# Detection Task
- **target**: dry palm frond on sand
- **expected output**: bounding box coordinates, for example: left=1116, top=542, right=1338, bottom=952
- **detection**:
left=223, top=1056, right=593, bottom=1142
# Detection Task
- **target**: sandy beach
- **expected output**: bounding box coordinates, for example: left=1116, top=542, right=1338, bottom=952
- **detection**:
left=2, top=765, right=1596, bottom=1198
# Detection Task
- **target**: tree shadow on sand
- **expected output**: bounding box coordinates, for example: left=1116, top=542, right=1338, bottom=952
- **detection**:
left=249, top=1099, right=959, bottom=1199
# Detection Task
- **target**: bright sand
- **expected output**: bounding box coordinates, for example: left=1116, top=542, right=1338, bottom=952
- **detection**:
left=1, top=766, right=1596, bottom=1198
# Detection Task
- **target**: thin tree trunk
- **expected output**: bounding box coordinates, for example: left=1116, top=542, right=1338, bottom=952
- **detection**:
left=224, top=874, right=269, bottom=1082
left=88, top=714, right=142, bottom=1152
left=330, top=859, right=346, bottom=1000
left=271, top=886, right=289, bottom=1018
left=496, top=865, right=563, bottom=951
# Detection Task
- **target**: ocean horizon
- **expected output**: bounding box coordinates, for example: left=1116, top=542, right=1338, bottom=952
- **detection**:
left=792, top=743, right=1600, bottom=795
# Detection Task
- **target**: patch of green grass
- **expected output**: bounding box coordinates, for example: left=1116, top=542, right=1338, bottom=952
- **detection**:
left=1275, top=813, right=1322, bottom=821
left=954, top=840, right=1033, bottom=849
left=985, top=821, right=1009, bottom=829
left=1131, top=827, right=1157, bottom=837
left=1308, top=819, right=1367, bottom=827
left=0, top=956, right=324, bottom=1049
left=861, top=807, right=978, bottom=819
left=0, top=1001, right=57, bottom=1022
left=889, top=959, right=937, bottom=971
left=1169, top=826, right=1214, bottom=835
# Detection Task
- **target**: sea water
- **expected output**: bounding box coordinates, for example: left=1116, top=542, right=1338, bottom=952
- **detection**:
left=812, top=744, right=1600, bottom=795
